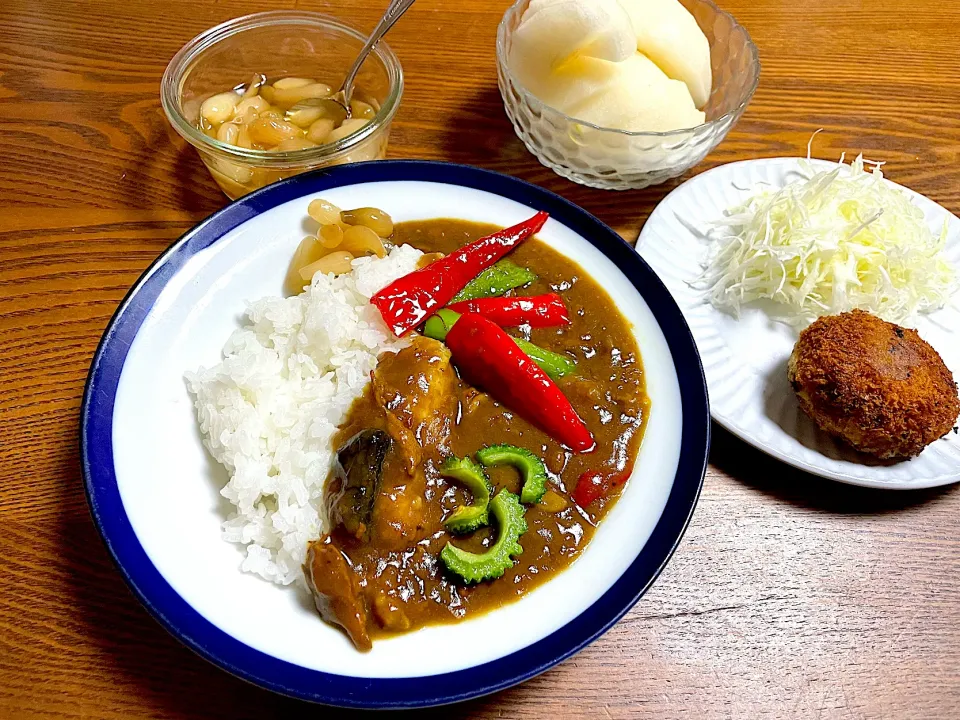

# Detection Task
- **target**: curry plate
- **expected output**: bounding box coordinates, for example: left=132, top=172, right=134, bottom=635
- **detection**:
left=81, top=161, right=709, bottom=708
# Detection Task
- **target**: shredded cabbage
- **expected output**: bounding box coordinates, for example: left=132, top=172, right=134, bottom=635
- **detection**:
left=697, top=146, right=957, bottom=326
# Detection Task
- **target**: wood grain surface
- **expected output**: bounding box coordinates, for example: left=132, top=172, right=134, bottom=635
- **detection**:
left=1, top=0, right=959, bottom=717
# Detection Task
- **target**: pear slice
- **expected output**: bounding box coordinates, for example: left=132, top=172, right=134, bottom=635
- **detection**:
left=564, top=53, right=705, bottom=132
left=618, top=0, right=713, bottom=109
left=509, top=0, right=636, bottom=102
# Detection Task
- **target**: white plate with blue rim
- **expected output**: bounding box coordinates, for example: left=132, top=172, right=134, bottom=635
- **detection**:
left=81, top=160, right=709, bottom=708
left=638, top=156, right=960, bottom=491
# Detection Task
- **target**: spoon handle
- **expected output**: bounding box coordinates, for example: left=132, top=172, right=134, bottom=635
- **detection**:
left=341, top=0, right=417, bottom=104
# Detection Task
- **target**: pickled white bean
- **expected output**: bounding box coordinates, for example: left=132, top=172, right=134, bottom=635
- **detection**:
left=286, top=105, right=326, bottom=128
left=340, top=207, right=393, bottom=238
left=340, top=225, right=386, bottom=257
left=247, top=116, right=303, bottom=146
left=236, top=125, right=253, bottom=149
left=318, top=223, right=344, bottom=248
left=194, top=76, right=383, bottom=169
left=299, top=251, right=354, bottom=279
left=209, top=156, right=254, bottom=184
left=272, top=77, right=314, bottom=90
left=259, top=84, right=276, bottom=104
left=208, top=167, right=251, bottom=199
left=350, top=100, right=376, bottom=120
left=200, top=91, right=240, bottom=124
left=270, top=83, right=334, bottom=109
left=286, top=235, right=324, bottom=294
left=216, top=122, right=240, bottom=145
left=235, top=95, right=269, bottom=118
left=326, top=118, right=370, bottom=144
left=308, top=198, right=342, bottom=225
left=306, top=118, right=335, bottom=144
left=274, top=137, right=318, bottom=151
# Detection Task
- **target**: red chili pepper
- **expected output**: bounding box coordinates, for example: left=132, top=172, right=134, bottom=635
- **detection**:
left=445, top=312, right=595, bottom=453
left=446, top=293, right=570, bottom=328
left=370, top=211, right=549, bottom=336
left=572, top=469, right=630, bottom=508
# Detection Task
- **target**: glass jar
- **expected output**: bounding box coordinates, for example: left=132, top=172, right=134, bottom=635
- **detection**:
left=161, top=11, right=403, bottom=199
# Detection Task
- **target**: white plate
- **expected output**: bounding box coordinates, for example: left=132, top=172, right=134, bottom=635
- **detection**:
left=638, top=157, right=960, bottom=489
left=81, top=161, right=709, bottom=707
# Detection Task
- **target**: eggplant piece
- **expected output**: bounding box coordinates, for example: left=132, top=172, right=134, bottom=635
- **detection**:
left=326, top=429, right=392, bottom=540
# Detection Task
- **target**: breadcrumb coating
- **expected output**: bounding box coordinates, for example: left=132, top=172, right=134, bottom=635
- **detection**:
left=788, top=310, right=960, bottom=459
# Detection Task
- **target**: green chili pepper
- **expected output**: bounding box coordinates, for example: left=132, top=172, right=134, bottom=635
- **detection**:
left=449, top=260, right=537, bottom=304
left=423, top=309, right=462, bottom=343
left=514, top=338, right=576, bottom=381
left=423, top=309, right=576, bottom=381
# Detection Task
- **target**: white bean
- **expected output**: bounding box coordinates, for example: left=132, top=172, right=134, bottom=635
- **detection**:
left=308, top=198, right=342, bottom=225
left=286, top=105, right=326, bottom=128
left=274, top=137, right=319, bottom=151
left=326, top=118, right=370, bottom=144
left=299, top=251, right=354, bottom=279
left=216, top=122, right=240, bottom=145
left=340, top=225, right=386, bottom=257
left=349, top=100, right=376, bottom=119
left=306, top=118, right=335, bottom=144
left=209, top=156, right=254, bottom=184
left=234, top=96, right=269, bottom=118
left=270, top=83, right=333, bottom=109
left=318, top=223, right=344, bottom=248
left=340, top=207, right=393, bottom=238
left=273, top=77, right=314, bottom=90
left=247, top=116, right=303, bottom=147
left=200, top=91, right=240, bottom=125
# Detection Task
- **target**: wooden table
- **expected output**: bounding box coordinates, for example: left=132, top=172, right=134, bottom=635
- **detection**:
left=2, top=0, right=958, bottom=717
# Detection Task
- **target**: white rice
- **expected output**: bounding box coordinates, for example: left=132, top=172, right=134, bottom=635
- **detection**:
left=185, top=244, right=423, bottom=586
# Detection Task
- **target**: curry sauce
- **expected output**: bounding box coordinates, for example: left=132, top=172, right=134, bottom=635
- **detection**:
left=305, top=219, right=649, bottom=649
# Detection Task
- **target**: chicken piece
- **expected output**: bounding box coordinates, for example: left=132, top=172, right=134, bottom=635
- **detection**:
left=789, top=310, right=960, bottom=459
left=372, top=335, right=457, bottom=473
left=368, top=336, right=458, bottom=550
left=304, top=537, right=371, bottom=651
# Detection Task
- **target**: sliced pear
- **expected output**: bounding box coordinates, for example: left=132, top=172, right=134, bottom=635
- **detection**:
left=509, top=0, right=636, bottom=101
left=565, top=53, right=705, bottom=132
left=523, top=53, right=620, bottom=112
left=618, top=0, right=713, bottom=109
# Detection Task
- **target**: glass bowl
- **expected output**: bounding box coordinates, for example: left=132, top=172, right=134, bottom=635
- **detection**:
left=162, top=11, right=403, bottom=200
left=496, top=0, right=759, bottom=191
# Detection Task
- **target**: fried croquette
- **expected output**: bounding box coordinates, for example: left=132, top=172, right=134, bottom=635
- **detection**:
left=788, top=310, right=960, bottom=459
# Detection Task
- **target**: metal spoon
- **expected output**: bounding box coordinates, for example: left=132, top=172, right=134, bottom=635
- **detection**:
left=287, top=0, right=416, bottom=123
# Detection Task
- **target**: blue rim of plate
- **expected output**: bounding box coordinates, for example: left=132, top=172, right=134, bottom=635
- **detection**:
left=80, top=160, right=710, bottom=709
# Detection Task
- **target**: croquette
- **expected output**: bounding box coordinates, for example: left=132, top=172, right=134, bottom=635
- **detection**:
left=788, top=310, right=960, bottom=459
